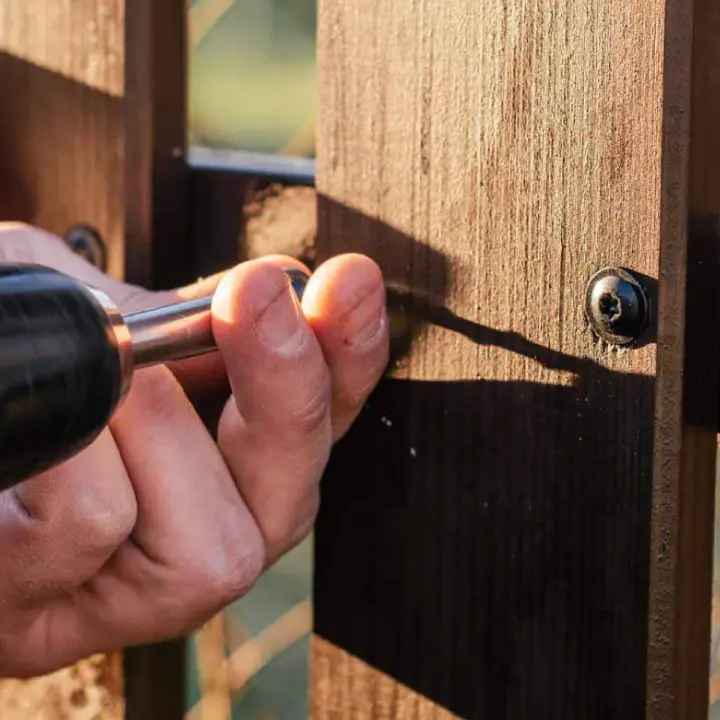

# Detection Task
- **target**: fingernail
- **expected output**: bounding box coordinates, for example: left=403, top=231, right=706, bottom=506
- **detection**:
left=257, top=279, right=306, bottom=352
left=344, top=283, right=387, bottom=346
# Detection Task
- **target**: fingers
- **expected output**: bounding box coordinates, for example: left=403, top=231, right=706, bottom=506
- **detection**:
left=212, top=261, right=332, bottom=565
left=89, top=365, right=265, bottom=643
left=0, top=429, right=136, bottom=605
left=302, top=254, right=389, bottom=440
left=164, top=255, right=311, bottom=403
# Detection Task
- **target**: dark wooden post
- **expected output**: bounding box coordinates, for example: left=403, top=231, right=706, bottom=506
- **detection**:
left=124, top=0, right=192, bottom=291
left=121, top=2, right=192, bottom=719
left=310, top=1, right=720, bottom=719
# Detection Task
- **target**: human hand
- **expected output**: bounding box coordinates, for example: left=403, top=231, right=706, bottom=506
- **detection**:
left=0, top=223, right=389, bottom=677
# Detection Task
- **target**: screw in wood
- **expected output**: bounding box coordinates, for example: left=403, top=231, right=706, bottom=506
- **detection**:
left=63, top=224, right=107, bottom=271
left=584, top=267, right=650, bottom=346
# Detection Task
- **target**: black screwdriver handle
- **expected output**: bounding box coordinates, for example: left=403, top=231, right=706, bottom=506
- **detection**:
left=0, top=264, right=125, bottom=492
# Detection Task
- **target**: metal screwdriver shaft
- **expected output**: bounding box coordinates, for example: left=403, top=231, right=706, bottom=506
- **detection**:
left=126, top=295, right=215, bottom=368
left=124, top=267, right=308, bottom=369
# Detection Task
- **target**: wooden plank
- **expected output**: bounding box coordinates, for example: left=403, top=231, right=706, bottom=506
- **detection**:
left=188, top=168, right=253, bottom=278
left=646, top=0, right=720, bottom=716
left=124, top=0, right=190, bottom=290
left=311, top=637, right=459, bottom=720
left=0, top=655, right=124, bottom=720
left=0, top=2, right=127, bottom=718
left=121, top=2, right=191, bottom=718
left=312, top=1, right=718, bottom=719
left=122, top=639, right=185, bottom=720
left=0, top=0, right=125, bottom=278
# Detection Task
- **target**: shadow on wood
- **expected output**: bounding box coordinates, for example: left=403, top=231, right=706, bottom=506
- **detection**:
left=0, top=51, right=124, bottom=277
left=313, top=198, right=666, bottom=720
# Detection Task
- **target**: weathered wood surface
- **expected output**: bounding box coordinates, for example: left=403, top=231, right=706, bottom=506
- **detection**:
left=0, top=0, right=125, bottom=279
left=124, top=0, right=190, bottom=291
left=311, top=637, right=458, bottom=720
left=0, top=1, right=126, bottom=718
left=0, top=655, right=124, bottom=720
left=312, top=1, right=717, bottom=719
left=650, top=0, right=720, bottom=716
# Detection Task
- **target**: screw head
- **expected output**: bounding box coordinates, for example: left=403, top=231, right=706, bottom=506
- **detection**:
left=584, top=267, right=650, bottom=346
left=63, top=224, right=107, bottom=271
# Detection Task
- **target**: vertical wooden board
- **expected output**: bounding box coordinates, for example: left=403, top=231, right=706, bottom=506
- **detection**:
left=0, top=2, right=126, bottom=718
left=647, top=0, right=720, bottom=716
left=0, top=655, right=124, bottom=720
left=698, top=0, right=720, bottom=713
left=121, top=3, right=190, bottom=718
left=0, top=0, right=125, bottom=279
left=311, top=636, right=460, bottom=720
left=124, top=0, right=190, bottom=290
left=312, top=0, right=714, bottom=718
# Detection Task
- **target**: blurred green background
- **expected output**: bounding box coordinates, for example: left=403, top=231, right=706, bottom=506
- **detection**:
left=186, top=3, right=316, bottom=718
left=188, top=0, right=317, bottom=157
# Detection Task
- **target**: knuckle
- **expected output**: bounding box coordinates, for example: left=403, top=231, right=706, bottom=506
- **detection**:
left=196, top=537, right=265, bottom=608
left=13, top=465, right=137, bottom=557
left=217, top=399, right=245, bottom=447
left=340, top=363, right=386, bottom=414
left=286, top=372, right=332, bottom=439
left=125, top=530, right=266, bottom=641
left=217, top=543, right=266, bottom=602
left=65, top=481, right=137, bottom=556
left=338, top=386, right=369, bottom=416
left=0, top=221, right=30, bottom=235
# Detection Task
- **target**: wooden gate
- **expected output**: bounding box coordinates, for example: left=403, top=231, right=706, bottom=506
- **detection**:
left=1, top=0, right=719, bottom=718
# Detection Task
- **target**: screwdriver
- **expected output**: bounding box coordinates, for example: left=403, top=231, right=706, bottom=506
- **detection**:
left=0, top=263, right=308, bottom=493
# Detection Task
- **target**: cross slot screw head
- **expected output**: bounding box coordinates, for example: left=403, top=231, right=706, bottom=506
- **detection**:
left=584, top=267, right=650, bottom=346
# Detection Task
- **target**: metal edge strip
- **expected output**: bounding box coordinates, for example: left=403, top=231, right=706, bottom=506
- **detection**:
left=187, top=146, right=316, bottom=186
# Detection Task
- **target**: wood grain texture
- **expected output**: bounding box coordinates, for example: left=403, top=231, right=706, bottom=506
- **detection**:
left=0, top=0, right=125, bottom=278
left=312, top=0, right=715, bottom=718
left=121, top=3, right=192, bottom=718
left=122, top=639, right=185, bottom=720
left=0, top=655, right=124, bottom=720
left=647, top=0, right=720, bottom=716
left=311, top=637, right=459, bottom=720
left=0, top=2, right=126, bottom=718
left=124, top=0, right=191, bottom=290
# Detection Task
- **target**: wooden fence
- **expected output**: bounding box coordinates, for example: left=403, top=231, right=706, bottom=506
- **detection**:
left=0, top=1, right=719, bottom=718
